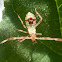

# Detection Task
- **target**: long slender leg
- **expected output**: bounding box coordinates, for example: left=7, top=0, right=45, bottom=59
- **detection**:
left=35, top=8, right=42, bottom=27
left=32, top=40, right=37, bottom=45
left=16, top=29, right=28, bottom=33
left=17, top=39, right=26, bottom=42
left=36, top=33, right=42, bottom=35
left=0, top=36, right=31, bottom=44
left=18, top=36, right=28, bottom=42
left=36, top=37, right=62, bottom=42
left=15, top=12, right=26, bottom=28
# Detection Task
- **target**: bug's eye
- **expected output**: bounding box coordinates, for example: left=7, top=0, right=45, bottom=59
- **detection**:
left=29, top=21, right=33, bottom=24
left=29, top=18, right=32, bottom=20
left=25, top=17, right=36, bottom=22
left=29, top=18, right=36, bottom=21
left=25, top=18, right=36, bottom=21
left=25, top=19, right=29, bottom=21
left=33, top=19, right=36, bottom=21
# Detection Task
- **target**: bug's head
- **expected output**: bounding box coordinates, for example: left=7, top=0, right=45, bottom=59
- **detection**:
left=25, top=12, right=36, bottom=24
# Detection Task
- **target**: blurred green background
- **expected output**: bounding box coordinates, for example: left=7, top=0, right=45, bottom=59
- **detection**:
left=0, top=0, right=62, bottom=62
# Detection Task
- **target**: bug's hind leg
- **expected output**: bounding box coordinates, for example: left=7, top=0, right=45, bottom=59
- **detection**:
left=32, top=40, right=37, bottom=45
left=17, top=39, right=26, bottom=42
left=0, top=36, right=31, bottom=44
left=36, top=37, right=62, bottom=42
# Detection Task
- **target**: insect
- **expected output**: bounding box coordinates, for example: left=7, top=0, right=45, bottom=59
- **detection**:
left=0, top=8, right=62, bottom=45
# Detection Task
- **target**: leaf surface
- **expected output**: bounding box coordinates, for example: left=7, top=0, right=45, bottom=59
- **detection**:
left=0, top=0, right=62, bottom=62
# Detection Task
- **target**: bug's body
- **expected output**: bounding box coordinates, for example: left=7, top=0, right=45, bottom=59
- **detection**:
left=25, top=12, right=36, bottom=42
left=25, top=12, right=36, bottom=34
left=0, top=8, right=62, bottom=45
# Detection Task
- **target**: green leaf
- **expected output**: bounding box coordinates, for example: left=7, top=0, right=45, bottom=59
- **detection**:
left=0, top=0, right=62, bottom=62
left=55, top=0, right=62, bottom=35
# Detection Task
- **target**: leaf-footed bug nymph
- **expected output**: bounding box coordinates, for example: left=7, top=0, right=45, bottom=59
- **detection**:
left=0, top=8, right=62, bottom=45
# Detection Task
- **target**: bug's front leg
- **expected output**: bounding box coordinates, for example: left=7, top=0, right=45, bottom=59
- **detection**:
left=36, top=37, right=62, bottom=42
left=35, top=8, right=42, bottom=27
left=0, top=36, right=31, bottom=44
left=16, top=13, right=26, bottom=29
